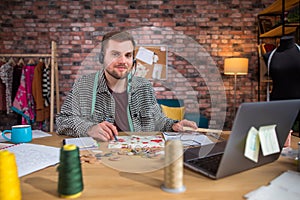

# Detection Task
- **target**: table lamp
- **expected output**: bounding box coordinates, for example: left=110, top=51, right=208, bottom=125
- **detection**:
left=224, top=58, right=248, bottom=116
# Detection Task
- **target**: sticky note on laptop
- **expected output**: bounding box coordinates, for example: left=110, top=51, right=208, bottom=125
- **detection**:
left=258, top=125, right=280, bottom=156
left=244, top=127, right=260, bottom=163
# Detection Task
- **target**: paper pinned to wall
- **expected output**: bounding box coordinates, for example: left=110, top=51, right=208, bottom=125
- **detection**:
left=136, top=46, right=154, bottom=65
left=152, top=64, right=162, bottom=79
left=134, top=45, right=167, bottom=80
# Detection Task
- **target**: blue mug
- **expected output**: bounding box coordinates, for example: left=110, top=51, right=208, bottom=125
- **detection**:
left=2, top=125, right=32, bottom=143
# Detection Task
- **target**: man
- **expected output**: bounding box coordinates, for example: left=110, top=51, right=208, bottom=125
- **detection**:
left=56, top=31, right=197, bottom=141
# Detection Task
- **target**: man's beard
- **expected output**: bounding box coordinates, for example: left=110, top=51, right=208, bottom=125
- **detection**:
left=105, top=68, right=129, bottom=80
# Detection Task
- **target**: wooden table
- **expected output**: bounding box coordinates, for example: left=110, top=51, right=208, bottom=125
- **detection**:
left=20, top=132, right=299, bottom=200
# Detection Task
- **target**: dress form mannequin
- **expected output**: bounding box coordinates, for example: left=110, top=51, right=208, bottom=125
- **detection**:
left=268, top=36, right=300, bottom=100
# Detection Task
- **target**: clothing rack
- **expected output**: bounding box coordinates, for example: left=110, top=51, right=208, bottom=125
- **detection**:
left=0, top=41, right=60, bottom=132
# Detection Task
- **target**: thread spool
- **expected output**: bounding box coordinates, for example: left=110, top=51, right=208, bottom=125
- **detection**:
left=57, top=144, right=83, bottom=199
left=161, top=140, right=186, bottom=193
left=0, top=150, right=22, bottom=200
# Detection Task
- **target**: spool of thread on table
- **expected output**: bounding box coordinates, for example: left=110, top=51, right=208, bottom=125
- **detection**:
left=161, top=140, right=186, bottom=193
left=57, top=144, right=83, bottom=198
left=0, top=150, right=21, bottom=200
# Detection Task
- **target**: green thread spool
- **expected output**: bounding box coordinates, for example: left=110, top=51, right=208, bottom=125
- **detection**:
left=57, top=144, right=83, bottom=198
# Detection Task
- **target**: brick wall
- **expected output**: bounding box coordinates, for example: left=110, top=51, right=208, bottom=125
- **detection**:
left=0, top=0, right=273, bottom=131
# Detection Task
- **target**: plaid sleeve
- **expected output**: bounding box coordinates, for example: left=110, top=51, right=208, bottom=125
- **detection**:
left=56, top=73, right=97, bottom=137
left=130, top=77, right=177, bottom=132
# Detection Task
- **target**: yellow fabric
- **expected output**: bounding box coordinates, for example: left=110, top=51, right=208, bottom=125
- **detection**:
left=161, top=105, right=185, bottom=121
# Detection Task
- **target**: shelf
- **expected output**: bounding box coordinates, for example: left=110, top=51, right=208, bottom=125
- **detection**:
left=259, top=0, right=299, bottom=15
left=261, top=79, right=273, bottom=83
left=257, top=0, right=299, bottom=101
left=259, top=24, right=299, bottom=38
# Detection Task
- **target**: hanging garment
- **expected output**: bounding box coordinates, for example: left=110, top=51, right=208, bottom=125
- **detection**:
left=42, top=66, right=51, bottom=107
left=11, top=65, right=36, bottom=124
left=0, top=61, right=6, bottom=111
left=12, top=63, right=23, bottom=102
left=0, top=81, right=5, bottom=111
left=0, top=62, right=13, bottom=114
left=32, top=61, right=50, bottom=122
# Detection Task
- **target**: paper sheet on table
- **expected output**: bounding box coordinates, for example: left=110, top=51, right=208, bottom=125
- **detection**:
left=270, top=170, right=300, bottom=193
left=244, top=170, right=300, bottom=200
left=63, top=137, right=99, bottom=150
left=107, top=135, right=164, bottom=149
left=1, top=143, right=60, bottom=177
left=0, top=129, right=51, bottom=142
left=0, top=143, right=13, bottom=149
left=163, top=132, right=214, bottom=147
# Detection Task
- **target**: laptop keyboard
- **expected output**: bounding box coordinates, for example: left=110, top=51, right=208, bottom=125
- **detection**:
left=186, top=153, right=223, bottom=175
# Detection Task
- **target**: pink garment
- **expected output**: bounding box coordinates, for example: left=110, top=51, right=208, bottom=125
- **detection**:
left=12, top=65, right=36, bottom=124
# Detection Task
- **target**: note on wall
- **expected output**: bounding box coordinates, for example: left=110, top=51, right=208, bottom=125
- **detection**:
left=135, top=45, right=167, bottom=80
left=136, top=46, right=154, bottom=65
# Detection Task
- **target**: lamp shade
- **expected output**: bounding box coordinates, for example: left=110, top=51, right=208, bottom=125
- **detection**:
left=224, top=58, right=248, bottom=75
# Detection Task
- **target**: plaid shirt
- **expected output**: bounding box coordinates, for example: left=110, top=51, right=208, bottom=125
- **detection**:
left=56, top=69, right=176, bottom=137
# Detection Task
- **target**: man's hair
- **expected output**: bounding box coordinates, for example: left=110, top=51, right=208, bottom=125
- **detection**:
left=99, top=31, right=136, bottom=63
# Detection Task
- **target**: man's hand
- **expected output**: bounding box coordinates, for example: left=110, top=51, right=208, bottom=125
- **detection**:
left=87, top=121, right=118, bottom=142
left=172, top=119, right=198, bottom=132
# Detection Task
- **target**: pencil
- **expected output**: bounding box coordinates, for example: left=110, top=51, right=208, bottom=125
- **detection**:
left=112, top=133, right=118, bottom=142
left=105, top=117, right=118, bottom=141
left=183, top=126, right=223, bottom=133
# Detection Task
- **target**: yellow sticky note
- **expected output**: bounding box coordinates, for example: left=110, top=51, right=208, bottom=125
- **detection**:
left=244, top=127, right=260, bottom=163
left=258, top=125, right=280, bottom=156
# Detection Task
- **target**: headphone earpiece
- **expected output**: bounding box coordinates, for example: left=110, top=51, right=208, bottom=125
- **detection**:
left=132, top=59, right=136, bottom=67
left=99, top=51, right=104, bottom=64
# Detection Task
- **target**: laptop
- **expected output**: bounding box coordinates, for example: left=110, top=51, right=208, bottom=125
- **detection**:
left=183, top=100, right=300, bottom=179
